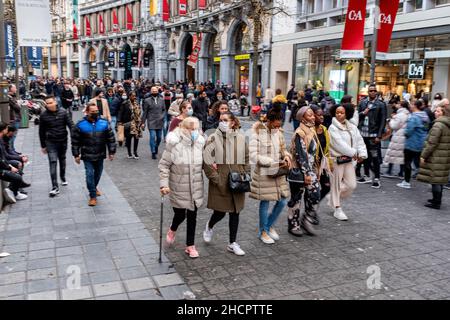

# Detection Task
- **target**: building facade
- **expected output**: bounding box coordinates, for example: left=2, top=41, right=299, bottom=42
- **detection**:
left=271, top=0, right=450, bottom=100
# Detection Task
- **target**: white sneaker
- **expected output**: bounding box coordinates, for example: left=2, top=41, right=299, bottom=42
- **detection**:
left=397, top=181, right=411, bottom=189
left=203, top=223, right=214, bottom=243
left=227, top=242, right=246, bottom=256
left=3, top=188, right=16, bottom=204
left=268, top=227, right=280, bottom=241
left=334, top=208, right=348, bottom=221
left=61, top=180, right=68, bottom=186
left=15, top=192, right=28, bottom=201
left=260, top=231, right=275, bottom=244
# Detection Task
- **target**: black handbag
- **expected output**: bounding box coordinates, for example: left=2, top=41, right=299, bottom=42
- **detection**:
left=287, top=134, right=306, bottom=186
left=228, top=165, right=251, bottom=193
left=269, top=163, right=290, bottom=178
left=336, top=156, right=352, bottom=165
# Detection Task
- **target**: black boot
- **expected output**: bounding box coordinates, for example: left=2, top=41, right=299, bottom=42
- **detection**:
left=425, top=190, right=442, bottom=210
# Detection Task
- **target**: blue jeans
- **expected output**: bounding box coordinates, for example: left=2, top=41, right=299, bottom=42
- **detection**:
left=84, top=160, right=104, bottom=199
left=110, top=116, right=117, bottom=132
left=10, top=120, right=20, bottom=152
left=259, top=198, right=288, bottom=237
left=163, top=113, right=171, bottom=138
left=149, top=129, right=163, bottom=155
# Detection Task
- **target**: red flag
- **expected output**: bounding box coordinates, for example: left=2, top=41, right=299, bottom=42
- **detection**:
left=187, top=33, right=202, bottom=68
left=376, top=0, right=400, bottom=59
left=198, top=0, right=207, bottom=10
left=112, top=9, right=119, bottom=32
left=340, top=0, right=367, bottom=59
left=126, top=5, right=133, bottom=31
left=179, top=0, right=187, bottom=16
left=162, top=0, right=170, bottom=22
left=99, top=14, right=105, bottom=35
left=73, top=19, right=78, bottom=40
left=85, top=16, right=91, bottom=37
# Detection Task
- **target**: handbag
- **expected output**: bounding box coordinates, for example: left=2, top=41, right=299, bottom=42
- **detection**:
left=336, top=130, right=354, bottom=165
left=228, top=165, right=251, bottom=193
left=287, top=134, right=306, bottom=185
left=117, top=124, right=125, bottom=143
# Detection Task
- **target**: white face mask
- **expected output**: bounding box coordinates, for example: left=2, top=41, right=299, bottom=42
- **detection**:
left=219, top=121, right=229, bottom=132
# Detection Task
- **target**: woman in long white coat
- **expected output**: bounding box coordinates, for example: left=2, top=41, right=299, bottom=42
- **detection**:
left=383, top=101, right=410, bottom=178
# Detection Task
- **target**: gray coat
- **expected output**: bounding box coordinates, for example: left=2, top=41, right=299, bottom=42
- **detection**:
left=142, top=96, right=165, bottom=130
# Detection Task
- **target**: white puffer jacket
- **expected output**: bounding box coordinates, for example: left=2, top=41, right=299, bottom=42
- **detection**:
left=383, top=108, right=410, bottom=165
left=329, top=117, right=368, bottom=161
left=159, top=128, right=205, bottom=211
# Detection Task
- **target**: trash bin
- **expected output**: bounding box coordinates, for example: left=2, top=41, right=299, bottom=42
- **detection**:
left=20, top=104, right=29, bottom=128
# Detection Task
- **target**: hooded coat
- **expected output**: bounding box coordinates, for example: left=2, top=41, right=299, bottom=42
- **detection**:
left=417, top=116, right=450, bottom=185
left=383, top=108, right=410, bottom=165
left=159, top=128, right=205, bottom=211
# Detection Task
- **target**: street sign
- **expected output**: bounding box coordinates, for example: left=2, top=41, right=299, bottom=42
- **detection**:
left=408, top=60, right=425, bottom=80
left=15, top=0, right=51, bottom=47
left=108, top=51, right=115, bottom=68
left=132, top=48, right=139, bottom=67
left=119, top=52, right=126, bottom=68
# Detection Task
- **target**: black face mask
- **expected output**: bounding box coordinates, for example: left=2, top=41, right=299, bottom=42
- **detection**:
left=199, top=96, right=205, bottom=101
left=152, top=93, right=159, bottom=97
left=89, top=113, right=99, bottom=121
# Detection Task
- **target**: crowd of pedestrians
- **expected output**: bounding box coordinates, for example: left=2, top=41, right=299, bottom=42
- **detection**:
left=3, top=75, right=449, bottom=260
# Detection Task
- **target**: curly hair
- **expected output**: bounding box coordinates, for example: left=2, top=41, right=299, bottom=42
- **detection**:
left=330, top=103, right=355, bottom=120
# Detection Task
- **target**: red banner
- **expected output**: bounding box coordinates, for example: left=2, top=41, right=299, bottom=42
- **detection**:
left=112, top=9, right=119, bottom=32
left=179, top=0, right=187, bottom=16
left=162, top=0, right=170, bottom=22
left=376, top=0, right=400, bottom=59
left=85, top=16, right=91, bottom=37
left=73, top=19, right=78, bottom=40
left=187, top=33, right=202, bottom=68
left=198, top=0, right=207, bottom=10
left=126, top=5, right=133, bottom=30
left=99, top=14, right=105, bottom=35
left=340, top=0, right=367, bottom=59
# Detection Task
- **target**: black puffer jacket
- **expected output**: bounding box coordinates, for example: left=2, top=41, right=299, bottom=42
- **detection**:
left=39, top=108, right=73, bottom=148
left=72, top=117, right=116, bottom=161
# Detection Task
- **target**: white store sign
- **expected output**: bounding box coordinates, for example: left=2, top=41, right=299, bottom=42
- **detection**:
left=15, top=0, right=52, bottom=47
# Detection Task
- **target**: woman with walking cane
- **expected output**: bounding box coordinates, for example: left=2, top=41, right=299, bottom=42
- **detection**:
left=159, top=117, right=206, bottom=259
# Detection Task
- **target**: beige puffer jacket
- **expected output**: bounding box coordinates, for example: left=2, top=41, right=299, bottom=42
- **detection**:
left=159, top=128, right=205, bottom=211
left=249, top=122, right=291, bottom=201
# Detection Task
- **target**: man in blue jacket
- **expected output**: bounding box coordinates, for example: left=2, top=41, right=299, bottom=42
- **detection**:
left=72, top=102, right=116, bottom=207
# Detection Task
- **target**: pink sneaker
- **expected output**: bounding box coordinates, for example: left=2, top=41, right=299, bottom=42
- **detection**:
left=166, top=229, right=176, bottom=246
left=185, top=246, right=199, bottom=259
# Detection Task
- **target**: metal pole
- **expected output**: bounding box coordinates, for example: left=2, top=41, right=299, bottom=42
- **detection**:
left=159, top=196, right=164, bottom=264
left=48, top=47, right=52, bottom=77
left=57, top=40, right=62, bottom=78
left=370, top=0, right=380, bottom=84
left=0, top=0, right=11, bottom=123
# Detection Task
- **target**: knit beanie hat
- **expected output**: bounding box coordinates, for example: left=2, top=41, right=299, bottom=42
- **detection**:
left=296, top=106, right=311, bottom=121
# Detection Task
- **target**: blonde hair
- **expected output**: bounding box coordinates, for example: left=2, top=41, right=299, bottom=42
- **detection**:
left=180, top=117, right=199, bottom=130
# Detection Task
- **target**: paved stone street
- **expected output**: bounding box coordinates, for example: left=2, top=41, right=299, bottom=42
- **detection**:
left=105, top=118, right=450, bottom=300
left=1, top=115, right=450, bottom=300
left=0, top=120, right=189, bottom=300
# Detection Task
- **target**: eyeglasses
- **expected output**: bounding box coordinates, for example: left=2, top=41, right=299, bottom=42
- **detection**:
left=369, top=90, right=377, bottom=93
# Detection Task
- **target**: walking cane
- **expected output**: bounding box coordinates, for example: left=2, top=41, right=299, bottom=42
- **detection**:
left=159, top=195, right=164, bottom=264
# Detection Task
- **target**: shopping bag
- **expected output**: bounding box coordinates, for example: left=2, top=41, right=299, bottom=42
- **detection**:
left=117, top=124, right=125, bottom=143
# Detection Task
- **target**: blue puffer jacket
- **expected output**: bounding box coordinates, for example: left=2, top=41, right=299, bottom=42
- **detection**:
left=72, top=117, right=116, bottom=161
left=404, top=111, right=431, bottom=152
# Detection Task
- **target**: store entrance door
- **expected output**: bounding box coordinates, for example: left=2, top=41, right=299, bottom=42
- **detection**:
left=235, top=61, right=249, bottom=96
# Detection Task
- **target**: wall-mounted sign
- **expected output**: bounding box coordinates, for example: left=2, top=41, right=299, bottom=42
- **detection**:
left=235, top=54, right=250, bottom=61
left=143, top=48, right=152, bottom=67
left=108, top=51, right=115, bottom=68
left=119, top=51, right=126, bottom=68
left=408, top=60, right=425, bottom=80
left=214, top=57, right=221, bottom=63
left=132, top=48, right=139, bottom=67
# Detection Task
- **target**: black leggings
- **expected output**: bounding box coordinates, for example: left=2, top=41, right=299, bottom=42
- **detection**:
left=170, top=207, right=197, bottom=246
left=208, top=211, right=240, bottom=244
left=319, top=171, right=331, bottom=201
left=125, top=130, right=140, bottom=156
left=404, top=149, right=421, bottom=183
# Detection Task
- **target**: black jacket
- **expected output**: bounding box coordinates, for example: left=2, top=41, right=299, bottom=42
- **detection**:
left=72, top=117, right=116, bottom=161
left=358, top=97, right=387, bottom=138
left=61, top=89, right=74, bottom=109
left=110, top=94, right=123, bottom=117
left=0, top=138, right=13, bottom=171
left=192, top=98, right=209, bottom=128
left=39, top=108, right=73, bottom=148
left=117, top=101, right=132, bottom=125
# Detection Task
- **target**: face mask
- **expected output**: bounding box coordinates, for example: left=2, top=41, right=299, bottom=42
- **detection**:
left=199, top=96, right=205, bottom=101
left=191, top=130, right=199, bottom=141
left=122, top=95, right=128, bottom=100
left=219, top=122, right=229, bottom=132
left=187, top=109, right=194, bottom=117
left=89, top=113, right=99, bottom=120
left=152, top=93, right=158, bottom=97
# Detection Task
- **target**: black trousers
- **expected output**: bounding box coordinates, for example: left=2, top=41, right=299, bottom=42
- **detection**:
left=47, top=141, right=67, bottom=188
left=208, top=211, right=240, bottom=244
left=125, top=129, right=139, bottom=157
left=0, top=170, right=24, bottom=195
left=404, top=149, right=421, bottom=183
left=362, top=137, right=381, bottom=179
left=319, top=172, right=331, bottom=201
left=431, top=184, right=444, bottom=205
left=171, top=207, right=197, bottom=246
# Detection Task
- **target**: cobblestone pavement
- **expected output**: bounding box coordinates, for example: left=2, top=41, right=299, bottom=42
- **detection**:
left=0, top=120, right=189, bottom=300
left=105, top=118, right=450, bottom=300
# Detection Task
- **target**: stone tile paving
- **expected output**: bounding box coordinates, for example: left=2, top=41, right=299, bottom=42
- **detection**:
left=104, top=118, right=450, bottom=300
left=0, top=121, right=189, bottom=300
